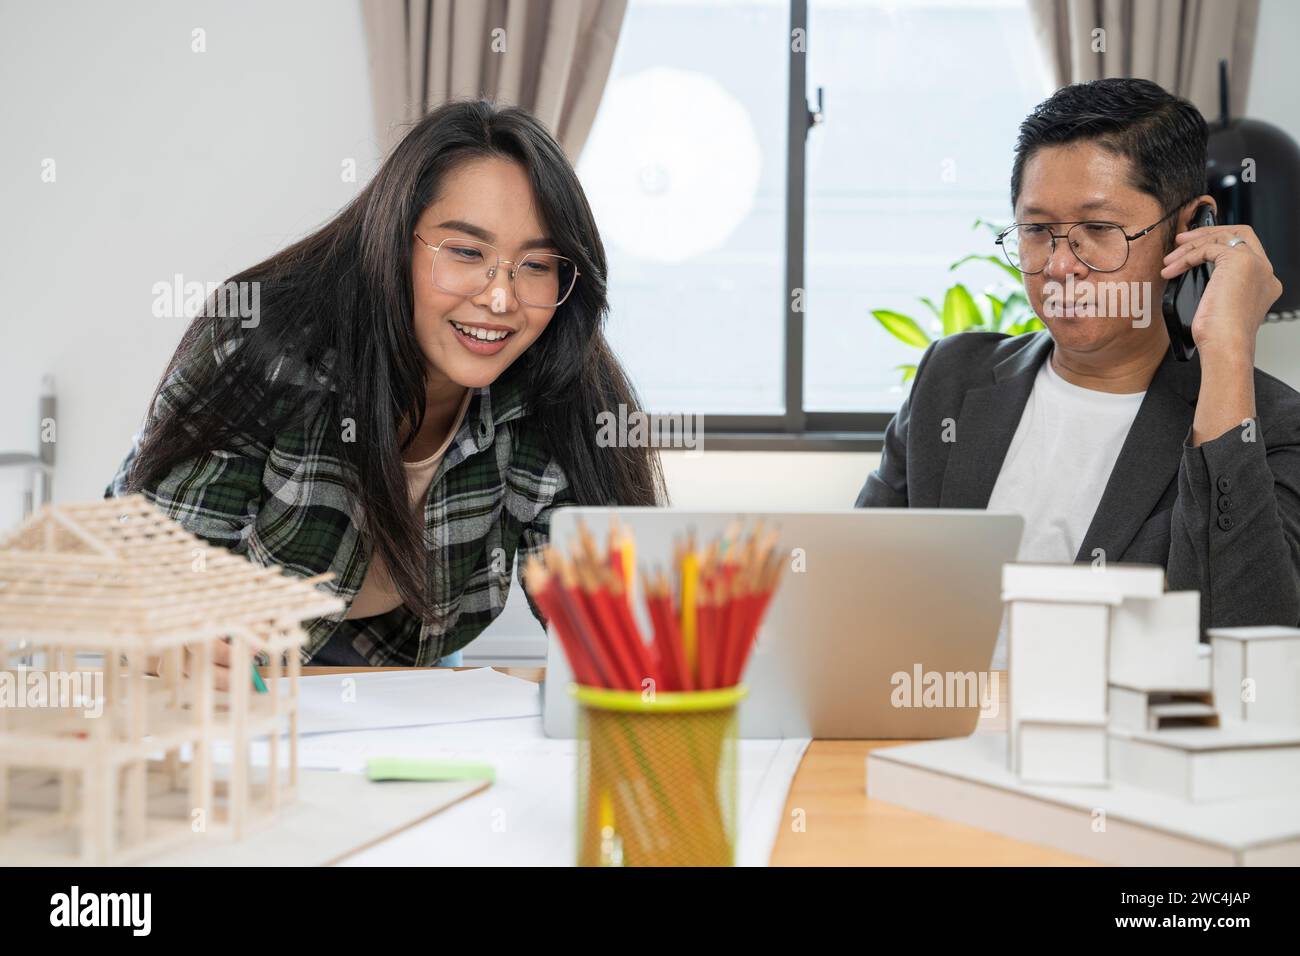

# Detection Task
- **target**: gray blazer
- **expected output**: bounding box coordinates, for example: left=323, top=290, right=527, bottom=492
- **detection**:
left=856, top=330, right=1300, bottom=632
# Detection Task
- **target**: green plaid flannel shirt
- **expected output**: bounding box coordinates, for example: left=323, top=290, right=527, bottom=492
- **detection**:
left=105, top=343, right=571, bottom=665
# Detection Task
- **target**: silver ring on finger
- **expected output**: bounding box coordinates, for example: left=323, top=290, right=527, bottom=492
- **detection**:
left=1226, top=236, right=1245, bottom=248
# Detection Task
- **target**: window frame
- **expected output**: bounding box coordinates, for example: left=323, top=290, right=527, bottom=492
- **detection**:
left=700, top=0, right=894, bottom=452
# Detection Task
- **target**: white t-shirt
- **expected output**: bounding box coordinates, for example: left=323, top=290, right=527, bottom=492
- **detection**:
left=986, top=353, right=1146, bottom=667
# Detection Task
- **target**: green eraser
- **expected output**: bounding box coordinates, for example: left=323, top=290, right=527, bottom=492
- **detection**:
left=366, top=756, right=496, bottom=783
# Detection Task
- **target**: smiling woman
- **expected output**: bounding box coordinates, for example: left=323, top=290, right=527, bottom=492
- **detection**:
left=105, top=100, right=665, bottom=681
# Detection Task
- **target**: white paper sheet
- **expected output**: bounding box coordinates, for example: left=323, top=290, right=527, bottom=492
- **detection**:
left=287, top=666, right=541, bottom=735
left=229, top=668, right=807, bottom=866
left=314, top=719, right=807, bottom=867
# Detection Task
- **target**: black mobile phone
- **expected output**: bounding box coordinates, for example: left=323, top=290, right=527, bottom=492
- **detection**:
left=1161, top=204, right=1217, bottom=362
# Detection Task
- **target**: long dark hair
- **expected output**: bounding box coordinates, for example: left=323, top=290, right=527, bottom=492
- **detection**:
left=127, top=99, right=665, bottom=620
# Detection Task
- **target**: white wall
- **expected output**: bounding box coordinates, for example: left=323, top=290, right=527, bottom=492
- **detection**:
left=661, top=449, right=874, bottom=509
left=1245, top=0, right=1300, bottom=383
left=0, top=0, right=378, bottom=527
left=2, top=0, right=1297, bottom=663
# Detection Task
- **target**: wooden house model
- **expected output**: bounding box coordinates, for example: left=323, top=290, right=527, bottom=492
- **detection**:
left=0, top=494, right=343, bottom=864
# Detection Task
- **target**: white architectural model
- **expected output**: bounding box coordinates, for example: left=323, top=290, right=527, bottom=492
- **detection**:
left=1003, top=562, right=1300, bottom=801
left=867, top=562, right=1300, bottom=865
left=1211, top=625, right=1300, bottom=726
left=0, top=494, right=343, bottom=864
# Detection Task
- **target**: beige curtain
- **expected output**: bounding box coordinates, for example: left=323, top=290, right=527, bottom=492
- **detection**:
left=1028, top=0, right=1260, bottom=121
left=361, top=0, right=627, bottom=159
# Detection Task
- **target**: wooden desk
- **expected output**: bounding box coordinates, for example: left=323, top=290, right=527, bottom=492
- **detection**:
left=290, top=664, right=1093, bottom=866
left=768, top=739, right=1093, bottom=866
left=767, top=669, right=1093, bottom=866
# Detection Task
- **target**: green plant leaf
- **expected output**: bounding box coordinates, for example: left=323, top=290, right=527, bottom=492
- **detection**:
left=972, top=217, right=1011, bottom=237
left=1005, top=315, right=1046, bottom=336
left=942, top=284, right=982, bottom=335
left=896, top=363, right=917, bottom=383
left=999, top=290, right=1032, bottom=328
left=986, top=292, right=1005, bottom=330
left=950, top=252, right=1022, bottom=282
left=872, top=309, right=930, bottom=348
left=867, top=226, right=1035, bottom=354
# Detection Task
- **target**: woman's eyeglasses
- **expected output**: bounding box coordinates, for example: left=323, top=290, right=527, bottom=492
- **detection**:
left=995, top=203, right=1188, bottom=275
left=415, top=233, right=579, bottom=308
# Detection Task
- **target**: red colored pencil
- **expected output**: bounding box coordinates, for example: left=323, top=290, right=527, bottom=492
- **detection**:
left=577, top=570, right=641, bottom=689
left=729, top=554, right=782, bottom=684
left=719, top=575, right=747, bottom=688
left=657, top=570, right=694, bottom=691
left=605, top=568, right=659, bottom=688
left=719, top=532, right=756, bottom=687
left=524, top=558, right=601, bottom=687
left=698, top=578, right=719, bottom=689
left=653, top=574, right=690, bottom=691
left=642, top=577, right=679, bottom=691
left=535, top=522, right=784, bottom=694
left=693, top=538, right=717, bottom=684
left=550, top=553, right=620, bottom=688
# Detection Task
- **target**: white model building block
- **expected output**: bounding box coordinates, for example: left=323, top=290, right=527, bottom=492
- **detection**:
left=1109, top=722, right=1300, bottom=802
left=1108, top=686, right=1218, bottom=732
left=1002, top=562, right=1165, bottom=602
left=1209, top=627, right=1300, bottom=725
left=1017, top=719, right=1108, bottom=786
left=1109, top=591, right=1208, bottom=691
left=1007, top=599, right=1109, bottom=772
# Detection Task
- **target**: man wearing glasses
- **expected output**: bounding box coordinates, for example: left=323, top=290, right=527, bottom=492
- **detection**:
left=856, top=78, right=1299, bottom=658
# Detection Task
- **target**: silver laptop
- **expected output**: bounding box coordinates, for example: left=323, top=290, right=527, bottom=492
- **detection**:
left=542, top=508, right=1023, bottom=739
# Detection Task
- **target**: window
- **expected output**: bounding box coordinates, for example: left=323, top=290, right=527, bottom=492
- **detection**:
left=578, top=0, right=788, bottom=416
left=805, top=0, right=1047, bottom=413
left=578, top=0, right=1049, bottom=446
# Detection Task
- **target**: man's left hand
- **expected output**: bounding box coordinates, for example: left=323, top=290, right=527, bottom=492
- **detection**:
left=1161, top=224, right=1283, bottom=363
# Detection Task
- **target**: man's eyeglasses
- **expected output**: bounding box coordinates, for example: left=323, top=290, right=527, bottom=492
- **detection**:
left=414, top=233, right=579, bottom=308
left=995, top=203, right=1189, bottom=275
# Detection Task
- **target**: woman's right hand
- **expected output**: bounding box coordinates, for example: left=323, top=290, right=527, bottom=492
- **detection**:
left=150, top=639, right=254, bottom=692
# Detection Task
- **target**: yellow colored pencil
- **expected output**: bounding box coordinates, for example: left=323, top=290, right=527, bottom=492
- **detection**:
left=620, top=535, right=635, bottom=593
left=680, top=547, right=700, bottom=681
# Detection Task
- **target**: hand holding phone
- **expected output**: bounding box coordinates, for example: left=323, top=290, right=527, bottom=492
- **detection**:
left=1160, top=212, right=1282, bottom=364
left=1161, top=204, right=1216, bottom=362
